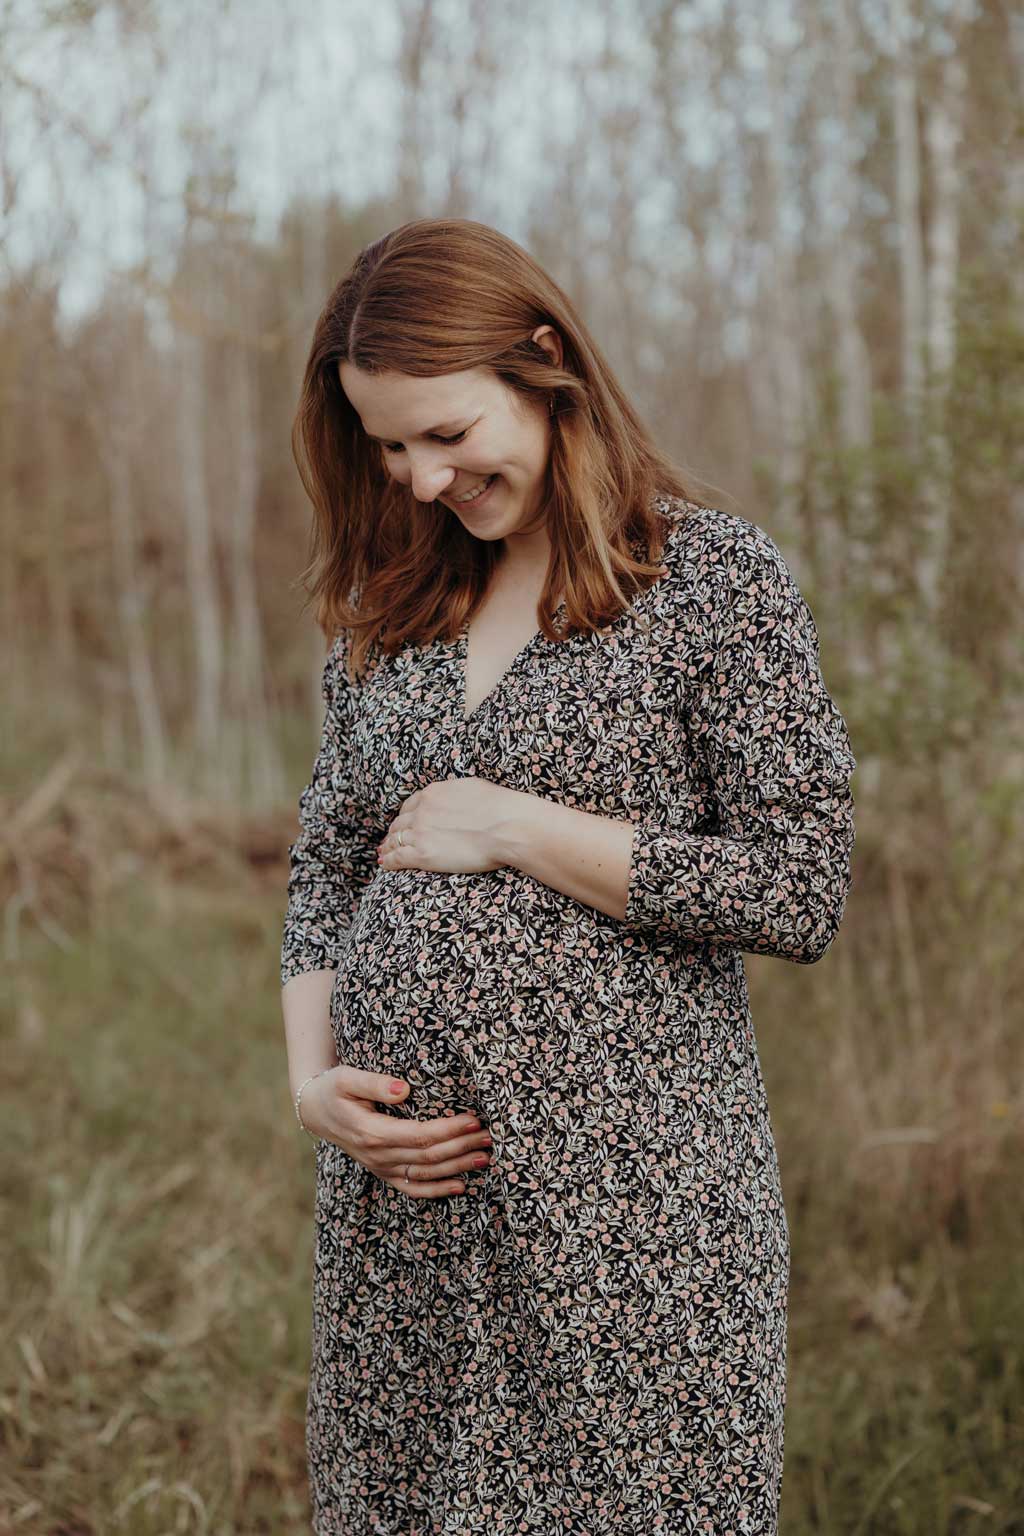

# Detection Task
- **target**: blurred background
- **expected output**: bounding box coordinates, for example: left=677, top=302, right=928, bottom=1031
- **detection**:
left=1, top=0, right=1021, bottom=1530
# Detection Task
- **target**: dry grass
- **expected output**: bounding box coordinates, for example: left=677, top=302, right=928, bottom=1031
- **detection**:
left=1, top=755, right=1022, bottom=1533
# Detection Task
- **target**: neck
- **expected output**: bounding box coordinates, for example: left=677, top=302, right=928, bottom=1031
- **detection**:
left=497, top=526, right=553, bottom=581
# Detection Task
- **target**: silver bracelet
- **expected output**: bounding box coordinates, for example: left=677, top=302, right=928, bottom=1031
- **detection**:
left=295, top=1067, right=333, bottom=1140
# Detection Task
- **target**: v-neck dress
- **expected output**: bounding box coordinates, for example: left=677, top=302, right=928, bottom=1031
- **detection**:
left=280, top=494, right=857, bottom=1536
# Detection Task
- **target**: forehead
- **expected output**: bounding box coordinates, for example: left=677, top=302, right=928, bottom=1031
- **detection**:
left=339, top=362, right=493, bottom=433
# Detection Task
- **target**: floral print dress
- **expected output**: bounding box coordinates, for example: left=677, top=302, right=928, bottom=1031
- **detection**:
left=280, top=495, right=857, bottom=1536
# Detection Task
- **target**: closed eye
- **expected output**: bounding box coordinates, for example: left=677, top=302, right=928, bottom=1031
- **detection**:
left=380, top=429, right=469, bottom=454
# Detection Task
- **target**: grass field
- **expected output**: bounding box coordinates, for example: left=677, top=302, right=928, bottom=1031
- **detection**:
left=2, top=763, right=1022, bottom=1534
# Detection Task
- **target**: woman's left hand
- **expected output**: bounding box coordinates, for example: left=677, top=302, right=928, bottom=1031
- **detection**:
left=377, top=777, right=522, bottom=875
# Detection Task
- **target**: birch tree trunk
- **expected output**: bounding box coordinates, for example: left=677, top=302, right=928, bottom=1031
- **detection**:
left=759, top=8, right=807, bottom=553
left=1010, top=14, right=1024, bottom=315
left=918, top=0, right=971, bottom=622
left=226, top=324, right=283, bottom=807
left=1005, top=13, right=1024, bottom=694
left=889, top=0, right=926, bottom=443
left=177, top=328, right=225, bottom=790
left=87, top=362, right=168, bottom=791
left=0, top=327, right=18, bottom=695
left=293, top=201, right=331, bottom=730
left=44, top=414, right=77, bottom=690
left=396, top=0, right=435, bottom=216
left=595, top=6, right=647, bottom=394
left=815, top=0, right=875, bottom=680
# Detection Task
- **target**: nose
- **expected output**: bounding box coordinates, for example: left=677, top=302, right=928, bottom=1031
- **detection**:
left=402, top=449, right=457, bottom=504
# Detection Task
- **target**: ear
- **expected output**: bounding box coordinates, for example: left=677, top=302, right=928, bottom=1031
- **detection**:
left=531, top=324, right=563, bottom=371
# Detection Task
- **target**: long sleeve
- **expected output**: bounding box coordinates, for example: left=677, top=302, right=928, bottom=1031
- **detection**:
left=280, top=628, right=380, bottom=986
left=623, top=520, right=857, bottom=963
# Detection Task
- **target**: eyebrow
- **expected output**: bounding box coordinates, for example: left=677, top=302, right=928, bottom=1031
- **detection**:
left=364, top=419, right=471, bottom=443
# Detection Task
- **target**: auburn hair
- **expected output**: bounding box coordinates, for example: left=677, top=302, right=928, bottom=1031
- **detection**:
left=291, top=217, right=702, bottom=683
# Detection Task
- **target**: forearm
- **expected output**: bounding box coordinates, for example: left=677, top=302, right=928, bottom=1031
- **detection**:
left=492, top=791, right=852, bottom=963
left=492, top=792, right=635, bottom=922
left=281, top=968, right=339, bottom=1101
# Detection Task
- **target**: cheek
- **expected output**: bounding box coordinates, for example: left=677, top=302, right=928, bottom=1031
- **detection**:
left=469, top=434, right=501, bottom=465
left=476, top=430, right=533, bottom=475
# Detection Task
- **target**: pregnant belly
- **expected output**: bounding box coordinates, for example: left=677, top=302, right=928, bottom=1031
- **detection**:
left=329, top=864, right=561, bottom=1118
left=329, top=863, right=738, bottom=1142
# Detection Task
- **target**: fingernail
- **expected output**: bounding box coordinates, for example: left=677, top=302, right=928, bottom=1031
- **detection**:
left=473, top=1155, right=489, bottom=1167
left=389, top=1081, right=405, bottom=1095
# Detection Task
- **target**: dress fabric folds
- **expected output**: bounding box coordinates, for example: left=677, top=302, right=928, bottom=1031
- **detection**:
left=281, top=495, right=857, bottom=1536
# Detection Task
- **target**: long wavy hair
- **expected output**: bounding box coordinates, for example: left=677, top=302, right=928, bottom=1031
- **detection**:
left=291, top=217, right=701, bottom=682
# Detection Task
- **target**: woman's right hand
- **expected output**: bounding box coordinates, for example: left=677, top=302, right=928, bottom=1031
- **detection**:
left=300, top=1066, right=493, bottom=1198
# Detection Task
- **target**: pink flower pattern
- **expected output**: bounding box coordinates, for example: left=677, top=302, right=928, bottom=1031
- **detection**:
left=281, top=496, right=857, bottom=1534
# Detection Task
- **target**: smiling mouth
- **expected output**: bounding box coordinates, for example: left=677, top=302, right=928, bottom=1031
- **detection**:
left=449, top=473, right=498, bottom=507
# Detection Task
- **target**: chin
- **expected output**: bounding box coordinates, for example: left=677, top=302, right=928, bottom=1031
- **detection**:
left=456, top=514, right=506, bottom=539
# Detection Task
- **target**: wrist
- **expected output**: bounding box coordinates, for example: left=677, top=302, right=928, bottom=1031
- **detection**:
left=295, top=1066, right=331, bottom=1140
left=489, top=789, right=547, bottom=870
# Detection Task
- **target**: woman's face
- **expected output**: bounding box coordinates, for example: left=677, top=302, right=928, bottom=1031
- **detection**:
left=339, top=346, right=556, bottom=543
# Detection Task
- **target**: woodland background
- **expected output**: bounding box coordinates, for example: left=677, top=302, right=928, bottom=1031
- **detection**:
left=1, top=0, right=1022, bottom=1531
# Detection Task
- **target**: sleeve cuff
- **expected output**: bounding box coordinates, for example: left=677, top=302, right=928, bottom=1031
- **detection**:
left=623, top=817, right=674, bottom=932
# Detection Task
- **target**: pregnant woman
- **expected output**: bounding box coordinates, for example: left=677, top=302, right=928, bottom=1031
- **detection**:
left=280, top=217, right=857, bottom=1536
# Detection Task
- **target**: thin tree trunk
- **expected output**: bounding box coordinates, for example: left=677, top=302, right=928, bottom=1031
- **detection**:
left=45, top=413, right=76, bottom=686
left=177, top=328, right=225, bottom=792
left=1003, top=13, right=1024, bottom=694
left=919, top=0, right=970, bottom=621
left=761, top=12, right=806, bottom=552
left=821, top=0, right=875, bottom=675
left=889, top=0, right=926, bottom=442
left=396, top=0, right=435, bottom=216
left=89, top=387, right=168, bottom=790
left=295, top=201, right=331, bottom=731
left=0, top=326, right=18, bottom=692
left=227, top=329, right=283, bottom=806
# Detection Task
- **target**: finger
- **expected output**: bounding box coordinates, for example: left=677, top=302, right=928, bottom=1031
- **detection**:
left=382, top=1172, right=468, bottom=1200
left=336, top=1070, right=482, bottom=1136
left=380, top=813, right=413, bottom=851
left=394, top=1148, right=492, bottom=1180
left=337, top=1066, right=420, bottom=1108
left=376, top=1128, right=492, bottom=1172
left=360, top=1112, right=486, bottom=1151
left=378, top=836, right=416, bottom=868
